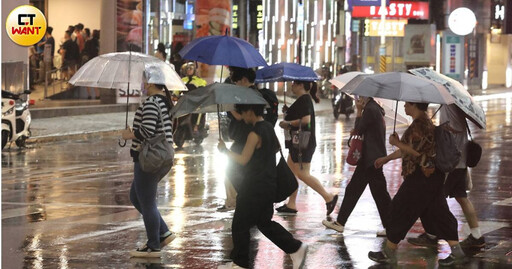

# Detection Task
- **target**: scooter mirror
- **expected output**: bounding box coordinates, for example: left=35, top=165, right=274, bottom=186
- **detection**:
left=24, top=90, right=32, bottom=94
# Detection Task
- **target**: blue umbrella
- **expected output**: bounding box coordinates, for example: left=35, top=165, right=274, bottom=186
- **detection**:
left=255, top=62, right=320, bottom=83
left=178, top=35, right=267, bottom=68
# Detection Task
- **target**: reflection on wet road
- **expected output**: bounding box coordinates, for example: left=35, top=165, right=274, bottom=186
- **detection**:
left=2, top=96, right=512, bottom=268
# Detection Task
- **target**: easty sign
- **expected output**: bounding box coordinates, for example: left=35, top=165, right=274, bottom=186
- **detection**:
left=352, top=1, right=430, bottom=20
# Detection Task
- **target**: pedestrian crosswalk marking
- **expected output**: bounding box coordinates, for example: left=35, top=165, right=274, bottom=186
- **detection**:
left=493, top=197, right=512, bottom=206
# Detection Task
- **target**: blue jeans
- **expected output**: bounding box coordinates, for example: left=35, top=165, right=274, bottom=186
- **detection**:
left=130, top=161, right=170, bottom=250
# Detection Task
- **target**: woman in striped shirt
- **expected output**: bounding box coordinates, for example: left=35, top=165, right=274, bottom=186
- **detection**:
left=121, top=80, right=175, bottom=258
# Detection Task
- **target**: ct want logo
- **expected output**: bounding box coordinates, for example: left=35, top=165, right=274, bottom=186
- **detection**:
left=5, top=5, right=47, bottom=46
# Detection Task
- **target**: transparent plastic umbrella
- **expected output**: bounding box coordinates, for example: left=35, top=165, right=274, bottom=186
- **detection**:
left=69, top=51, right=187, bottom=146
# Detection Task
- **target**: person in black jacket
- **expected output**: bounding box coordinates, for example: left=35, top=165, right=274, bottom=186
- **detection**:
left=322, top=97, right=391, bottom=236
left=217, top=104, right=307, bottom=269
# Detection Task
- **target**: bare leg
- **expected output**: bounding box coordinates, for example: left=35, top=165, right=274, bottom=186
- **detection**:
left=456, top=197, right=479, bottom=229
left=285, top=155, right=334, bottom=209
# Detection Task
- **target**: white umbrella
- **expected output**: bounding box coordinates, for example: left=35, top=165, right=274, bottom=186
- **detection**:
left=341, top=72, right=455, bottom=131
left=69, top=51, right=188, bottom=147
left=69, top=51, right=187, bottom=91
left=409, top=68, right=486, bottom=129
left=329, top=71, right=365, bottom=89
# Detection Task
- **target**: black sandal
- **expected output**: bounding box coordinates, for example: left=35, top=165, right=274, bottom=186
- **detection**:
left=326, top=195, right=338, bottom=215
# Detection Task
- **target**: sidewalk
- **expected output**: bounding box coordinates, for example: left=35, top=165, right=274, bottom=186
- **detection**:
left=28, top=86, right=512, bottom=144
left=28, top=95, right=333, bottom=144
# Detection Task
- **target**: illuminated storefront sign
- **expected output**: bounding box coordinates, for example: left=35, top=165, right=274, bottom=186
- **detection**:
left=233, top=5, right=238, bottom=29
left=364, top=19, right=407, bottom=36
left=352, top=1, right=429, bottom=19
left=256, top=5, right=263, bottom=30
left=491, top=0, right=505, bottom=31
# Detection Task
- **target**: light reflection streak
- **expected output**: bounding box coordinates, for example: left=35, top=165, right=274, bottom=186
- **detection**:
left=30, top=233, right=43, bottom=269
left=172, top=154, right=186, bottom=208
left=59, top=245, right=69, bottom=269
left=335, top=121, right=343, bottom=176
left=506, top=97, right=511, bottom=125
left=202, top=150, right=210, bottom=200
left=214, top=150, right=229, bottom=199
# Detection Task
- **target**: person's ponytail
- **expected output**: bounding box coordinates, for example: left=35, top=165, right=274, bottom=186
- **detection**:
left=309, top=82, right=320, bottom=103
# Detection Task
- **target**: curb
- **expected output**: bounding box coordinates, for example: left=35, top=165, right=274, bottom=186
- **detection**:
left=28, top=108, right=334, bottom=145
left=28, top=129, right=123, bottom=145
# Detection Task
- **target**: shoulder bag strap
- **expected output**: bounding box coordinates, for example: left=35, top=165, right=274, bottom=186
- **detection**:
left=154, top=96, right=167, bottom=136
left=464, top=119, right=473, bottom=141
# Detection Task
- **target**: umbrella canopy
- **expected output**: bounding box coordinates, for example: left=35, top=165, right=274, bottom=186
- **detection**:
left=178, top=35, right=267, bottom=68
left=375, top=98, right=411, bottom=125
left=330, top=71, right=365, bottom=89
left=341, top=72, right=455, bottom=105
left=255, top=62, right=320, bottom=83
left=171, top=83, right=269, bottom=119
left=69, top=51, right=187, bottom=91
left=409, top=68, right=486, bottom=129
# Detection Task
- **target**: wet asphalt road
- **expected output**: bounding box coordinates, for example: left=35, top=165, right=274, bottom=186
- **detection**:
left=2, top=95, right=512, bottom=268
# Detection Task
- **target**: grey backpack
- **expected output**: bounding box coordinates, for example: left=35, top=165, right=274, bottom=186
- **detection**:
left=434, top=123, right=461, bottom=173
left=138, top=101, right=174, bottom=174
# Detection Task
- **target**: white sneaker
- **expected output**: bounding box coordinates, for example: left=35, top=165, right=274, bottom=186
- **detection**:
left=217, top=261, right=246, bottom=269
left=290, top=243, right=308, bottom=269
left=376, top=229, right=387, bottom=237
left=322, top=219, right=344, bottom=232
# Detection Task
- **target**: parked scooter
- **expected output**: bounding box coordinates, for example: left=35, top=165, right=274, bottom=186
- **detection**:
left=332, top=89, right=355, bottom=119
left=2, top=90, right=32, bottom=149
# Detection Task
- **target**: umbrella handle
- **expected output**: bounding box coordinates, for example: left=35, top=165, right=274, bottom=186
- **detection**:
left=393, top=100, right=398, bottom=133
left=217, top=104, right=222, bottom=138
left=118, top=138, right=127, bottom=147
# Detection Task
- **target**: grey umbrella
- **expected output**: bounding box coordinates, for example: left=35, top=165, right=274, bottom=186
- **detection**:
left=341, top=72, right=455, bottom=132
left=170, top=83, right=268, bottom=136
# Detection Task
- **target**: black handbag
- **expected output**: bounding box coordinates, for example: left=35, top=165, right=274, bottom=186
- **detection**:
left=465, top=120, right=482, bottom=168
left=275, top=148, right=298, bottom=203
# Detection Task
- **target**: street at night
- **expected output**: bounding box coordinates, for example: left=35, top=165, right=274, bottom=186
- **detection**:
left=2, top=94, right=511, bottom=268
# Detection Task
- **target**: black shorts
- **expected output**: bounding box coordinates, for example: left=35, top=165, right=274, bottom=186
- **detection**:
left=443, top=168, right=468, bottom=198
left=288, top=146, right=315, bottom=163
left=62, top=60, right=77, bottom=71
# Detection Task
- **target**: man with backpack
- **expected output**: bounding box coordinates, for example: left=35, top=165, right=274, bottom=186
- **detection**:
left=407, top=104, right=485, bottom=249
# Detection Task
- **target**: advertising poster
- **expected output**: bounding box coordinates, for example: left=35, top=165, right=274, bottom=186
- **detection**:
left=195, top=0, right=232, bottom=83
left=442, top=33, right=464, bottom=81
left=116, top=0, right=143, bottom=103
left=403, top=24, right=435, bottom=64
left=117, top=0, right=143, bottom=52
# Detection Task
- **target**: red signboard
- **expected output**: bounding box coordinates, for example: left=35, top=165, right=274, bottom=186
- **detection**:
left=352, top=1, right=429, bottom=19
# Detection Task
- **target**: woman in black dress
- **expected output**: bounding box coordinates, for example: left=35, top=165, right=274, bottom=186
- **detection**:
left=276, top=81, right=338, bottom=215
left=217, top=104, right=308, bottom=269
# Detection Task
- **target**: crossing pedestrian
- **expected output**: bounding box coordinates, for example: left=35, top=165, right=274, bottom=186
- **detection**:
left=217, top=68, right=278, bottom=212
left=120, top=72, right=176, bottom=258
left=368, top=102, right=467, bottom=266
left=322, top=97, right=391, bottom=235
left=217, top=103, right=308, bottom=269
left=276, top=80, right=338, bottom=215
left=407, top=104, right=485, bottom=249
